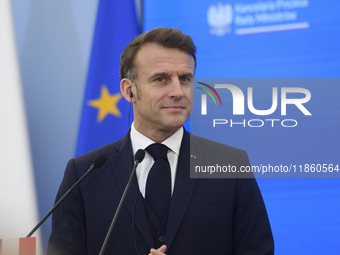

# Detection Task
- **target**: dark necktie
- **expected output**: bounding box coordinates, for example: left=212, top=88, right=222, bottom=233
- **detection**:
left=145, top=143, right=171, bottom=222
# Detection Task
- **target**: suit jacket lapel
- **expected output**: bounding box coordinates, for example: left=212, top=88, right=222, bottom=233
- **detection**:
left=109, top=132, right=154, bottom=248
left=165, top=131, right=202, bottom=251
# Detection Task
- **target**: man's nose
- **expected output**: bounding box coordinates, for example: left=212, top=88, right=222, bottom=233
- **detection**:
left=169, top=79, right=184, bottom=99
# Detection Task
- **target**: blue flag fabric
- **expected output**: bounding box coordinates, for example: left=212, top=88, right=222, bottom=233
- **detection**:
left=76, top=0, right=140, bottom=156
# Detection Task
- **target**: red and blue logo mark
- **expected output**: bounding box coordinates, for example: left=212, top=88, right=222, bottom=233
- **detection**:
left=197, top=82, right=223, bottom=106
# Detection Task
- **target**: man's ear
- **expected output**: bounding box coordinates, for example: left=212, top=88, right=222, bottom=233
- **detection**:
left=120, top=78, right=136, bottom=103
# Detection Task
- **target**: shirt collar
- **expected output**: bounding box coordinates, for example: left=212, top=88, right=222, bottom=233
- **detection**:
left=130, top=122, right=183, bottom=156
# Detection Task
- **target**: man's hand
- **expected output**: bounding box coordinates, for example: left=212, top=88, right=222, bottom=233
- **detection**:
left=148, top=245, right=167, bottom=255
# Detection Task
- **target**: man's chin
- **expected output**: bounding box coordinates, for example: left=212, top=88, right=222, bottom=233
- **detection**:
left=158, top=114, right=190, bottom=130
left=164, top=120, right=188, bottom=131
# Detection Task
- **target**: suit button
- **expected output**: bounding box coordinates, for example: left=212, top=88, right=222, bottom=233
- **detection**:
left=159, top=235, right=165, bottom=242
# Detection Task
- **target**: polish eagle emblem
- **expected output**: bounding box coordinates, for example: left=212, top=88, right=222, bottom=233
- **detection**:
left=207, top=3, right=233, bottom=36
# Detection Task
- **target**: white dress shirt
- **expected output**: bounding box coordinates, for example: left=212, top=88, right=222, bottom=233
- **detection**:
left=130, top=122, right=183, bottom=198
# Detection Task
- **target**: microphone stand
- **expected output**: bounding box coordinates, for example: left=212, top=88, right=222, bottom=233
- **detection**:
left=26, top=155, right=106, bottom=237
left=98, top=153, right=144, bottom=255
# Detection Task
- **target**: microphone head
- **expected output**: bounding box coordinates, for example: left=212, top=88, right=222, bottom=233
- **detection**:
left=92, top=155, right=106, bottom=169
left=135, top=149, right=145, bottom=163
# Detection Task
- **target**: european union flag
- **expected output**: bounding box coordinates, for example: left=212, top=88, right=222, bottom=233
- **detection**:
left=76, top=0, right=140, bottom=156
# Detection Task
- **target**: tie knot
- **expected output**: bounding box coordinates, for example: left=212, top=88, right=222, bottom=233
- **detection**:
left=146, top=143, right=169, bottom=160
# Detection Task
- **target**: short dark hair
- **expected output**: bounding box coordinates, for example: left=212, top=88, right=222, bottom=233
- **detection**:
left=120, top=27, right=197, bottom=83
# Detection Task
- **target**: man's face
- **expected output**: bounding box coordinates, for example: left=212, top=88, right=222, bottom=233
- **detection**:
left=132, top=42, right=195, bottom=139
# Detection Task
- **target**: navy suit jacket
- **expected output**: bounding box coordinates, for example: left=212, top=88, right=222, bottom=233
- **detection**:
left=48, top=130, right=274, bottom=254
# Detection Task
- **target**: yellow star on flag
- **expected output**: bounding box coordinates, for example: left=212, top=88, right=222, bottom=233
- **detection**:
left=88, top=85, right=122, bottom=123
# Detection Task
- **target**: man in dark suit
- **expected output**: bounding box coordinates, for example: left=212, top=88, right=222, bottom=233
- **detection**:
left=48, top=28, right=274, bottom=255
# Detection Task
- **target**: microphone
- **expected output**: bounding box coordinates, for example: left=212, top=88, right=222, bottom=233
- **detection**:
left=26, top=155, right=106, bottom=237
left=99, top=149, right=145, bottom=255
left=134, top=149, right=146, bottom=163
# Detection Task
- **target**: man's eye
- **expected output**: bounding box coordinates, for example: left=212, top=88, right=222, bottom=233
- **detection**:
left=156, top=77, right=164, bottom=82
left=180, top=77, right=191, bottom=83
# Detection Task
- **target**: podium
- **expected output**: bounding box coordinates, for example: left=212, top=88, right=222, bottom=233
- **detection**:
left=0, top=237, right=36, bottom=255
